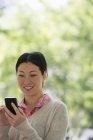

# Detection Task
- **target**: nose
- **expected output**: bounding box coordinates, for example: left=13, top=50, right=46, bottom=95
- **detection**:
left=24, top=76, right=31, bottom=85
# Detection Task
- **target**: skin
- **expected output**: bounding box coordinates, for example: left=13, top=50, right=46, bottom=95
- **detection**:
left=0, top=62, right=47, bottom=127
left=16, top=62, right=47, bottom=108
left=0, top=106, right=9, bottom=126
left=0, top=103, right=25, bottom=127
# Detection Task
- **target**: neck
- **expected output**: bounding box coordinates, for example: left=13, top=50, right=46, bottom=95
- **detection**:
left=24, top=92, right=43, bottom=108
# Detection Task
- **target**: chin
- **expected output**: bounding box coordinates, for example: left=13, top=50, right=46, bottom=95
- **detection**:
left=25, top=91, right=35, bottom=96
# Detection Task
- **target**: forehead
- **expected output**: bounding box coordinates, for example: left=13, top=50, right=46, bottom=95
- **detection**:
left=17, top=62, right=39, bottom=72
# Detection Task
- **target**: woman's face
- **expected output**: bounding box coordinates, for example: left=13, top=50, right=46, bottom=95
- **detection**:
left=16, top=62, right=46, bottom=97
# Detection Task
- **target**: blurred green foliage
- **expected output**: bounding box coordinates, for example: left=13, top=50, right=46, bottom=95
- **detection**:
left=0, top=0, right=93, bottom=134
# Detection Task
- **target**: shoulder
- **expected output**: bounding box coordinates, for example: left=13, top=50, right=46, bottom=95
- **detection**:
left=48, top=99, right=68, bottom=112
left=46, top=100, right=68, bottom=130
left=51, top=100, right=68, bottom=124
left=45, top=93, right=68, bottom=111
left=45, top=99, right=68, bottom=120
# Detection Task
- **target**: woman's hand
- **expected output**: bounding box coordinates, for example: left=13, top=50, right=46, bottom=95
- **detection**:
left=0, top=106, right=9, bottom=126
left=4, top=103, right=26, bottom=127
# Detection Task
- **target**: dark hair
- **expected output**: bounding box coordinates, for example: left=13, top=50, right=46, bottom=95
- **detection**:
left=16, top=52, right=47, bottom=74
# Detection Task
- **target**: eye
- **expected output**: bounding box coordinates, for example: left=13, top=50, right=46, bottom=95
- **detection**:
left=30, top=74, right=37, bottom=77
left=18, top=74, right=24, bottom=77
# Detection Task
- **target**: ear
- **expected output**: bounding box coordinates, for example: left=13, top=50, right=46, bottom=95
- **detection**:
left=43, top=72, right=48, bottom=80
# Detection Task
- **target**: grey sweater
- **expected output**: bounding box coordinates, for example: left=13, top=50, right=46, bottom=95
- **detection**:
left=0, top=100, right=68, bottom=140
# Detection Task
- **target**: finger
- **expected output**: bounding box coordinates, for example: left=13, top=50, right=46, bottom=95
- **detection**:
left=18, top=108, right=25, bottom=115
left=0, top=106, right=5, bottom=113
left=0, top=106, right=4, bottom=110
left=11, top=103, right=20, bottom=115
left=4, top=106, right=15, bottom=118
left=4, top=112, right=13, bottom=124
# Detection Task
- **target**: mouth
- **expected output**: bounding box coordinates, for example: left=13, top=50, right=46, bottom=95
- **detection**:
left=24, top=86, right=33, bottom=91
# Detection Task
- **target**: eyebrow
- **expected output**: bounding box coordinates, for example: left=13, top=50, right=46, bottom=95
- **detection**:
left=18, top=70, right=38, bottom=73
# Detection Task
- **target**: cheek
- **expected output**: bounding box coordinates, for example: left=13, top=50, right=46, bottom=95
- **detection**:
left=17, top=78, right=23, bottom=86
left=36, top=77, right=44, bottom=86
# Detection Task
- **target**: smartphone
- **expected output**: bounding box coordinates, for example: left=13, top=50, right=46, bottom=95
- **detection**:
left=5, top=97, right=18, bottom=115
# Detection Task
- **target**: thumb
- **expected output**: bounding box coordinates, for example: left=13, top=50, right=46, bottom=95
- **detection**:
left=18, top=107, right=25, bottom=115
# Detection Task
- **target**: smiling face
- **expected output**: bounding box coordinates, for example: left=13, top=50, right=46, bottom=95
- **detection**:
left=16, top=62, right=46, bottom=98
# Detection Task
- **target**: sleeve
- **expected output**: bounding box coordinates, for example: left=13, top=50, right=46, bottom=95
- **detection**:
left=45, top=102, right=68, bottom=140
left=16, top=119, right=43, bottom=140
left=0, top=125, right=10, bottom=140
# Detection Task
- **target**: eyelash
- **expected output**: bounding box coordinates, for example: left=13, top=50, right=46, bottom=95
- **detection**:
left=30, top=74, right=37, bottom=77
left=18, top=75, right=24, bottom=77
left=18, top=74, right=37, bottom=77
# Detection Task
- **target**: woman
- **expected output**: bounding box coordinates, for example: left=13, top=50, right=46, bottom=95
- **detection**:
left=0, top=52, right=68, bottom=140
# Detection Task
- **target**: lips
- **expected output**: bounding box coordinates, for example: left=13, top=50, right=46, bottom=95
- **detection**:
left=24, top=86, right=33, bottom=90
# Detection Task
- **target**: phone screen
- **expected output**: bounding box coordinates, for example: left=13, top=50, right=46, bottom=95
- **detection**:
left=5, top=97, right=18, bottom=115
